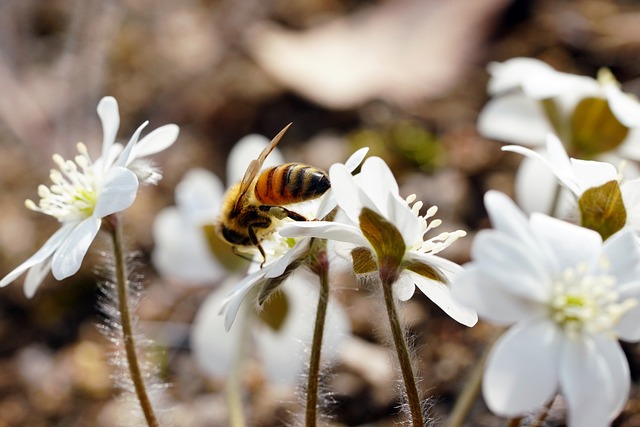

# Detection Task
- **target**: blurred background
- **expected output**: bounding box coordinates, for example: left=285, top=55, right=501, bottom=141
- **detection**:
left=1, top=0, right=640, bottom=426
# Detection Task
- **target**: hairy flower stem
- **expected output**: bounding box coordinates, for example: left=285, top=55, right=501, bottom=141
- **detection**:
left=108, top=214, right=160, bottom=427
left=228, top=307, right=249, bottom=427
left=306, top=248, right=330, bottom=427
left=381, top=276, right=424, bottom=427
left=446, top=330, right=502, bottom=427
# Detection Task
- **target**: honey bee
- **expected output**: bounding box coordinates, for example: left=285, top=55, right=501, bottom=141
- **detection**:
left=217, top=124, right=330, bottom=266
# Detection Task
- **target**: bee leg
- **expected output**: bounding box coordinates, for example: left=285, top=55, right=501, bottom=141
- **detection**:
left=231, top=246, right=255, bottom=262
left=259, top=205, right=307, bottom=221
left=248, top=224, right=268, bottom=268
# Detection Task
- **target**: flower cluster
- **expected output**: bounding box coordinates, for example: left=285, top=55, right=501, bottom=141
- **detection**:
left=454, top=58, right=640, bottom=426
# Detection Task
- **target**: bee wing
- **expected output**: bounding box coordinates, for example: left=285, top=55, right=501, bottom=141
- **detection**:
left=233, top=123, right=292, bottom=212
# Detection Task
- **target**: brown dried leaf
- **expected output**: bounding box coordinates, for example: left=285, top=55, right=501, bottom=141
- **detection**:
left=247, top=0, right=511, bottom=109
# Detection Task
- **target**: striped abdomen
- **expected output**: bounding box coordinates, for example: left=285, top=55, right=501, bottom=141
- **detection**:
left=255, top=163, right=330, bottom=206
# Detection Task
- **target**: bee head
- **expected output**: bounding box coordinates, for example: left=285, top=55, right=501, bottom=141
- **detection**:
left=219, top=225, right=252, bottom=246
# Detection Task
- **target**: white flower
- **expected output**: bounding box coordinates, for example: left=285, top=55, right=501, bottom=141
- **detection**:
left=480, top=57, right=640, bottom=153
left=503, top=133, right=640, bottom=231
left=0, top=96, right=178, bottom=297
left=280, top=156, right=477, bottom=327
left=479, top=58, right=640, bottom=213
left=220, top=147, right=369, bottom=330
left=152, top=169, right=228, bottom=283
left=192, top=275, right=349, bottom=385
left=451, top=191, right=640, bottom=426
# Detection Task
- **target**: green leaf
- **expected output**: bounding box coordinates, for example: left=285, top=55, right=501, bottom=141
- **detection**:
left=578, top=180, right=626, bottom=241
left=359, top=207, right=406, bottom=284
left=351, top=247, right=377, bottom=274
left=570, top=97, right=628, bottom=157
left=257, top=291, right=289, bottom=331
left=359, top=207, right=406, bottom=267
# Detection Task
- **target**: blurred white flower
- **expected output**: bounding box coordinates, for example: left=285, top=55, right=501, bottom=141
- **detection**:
left=280, top=156, right=477, bottom=327
left=503, top=133, right=618, bottom=199
left=192, top=275, right=349, bottom=385
left=479, top=57, right=640, bottom=213
left=0, top=96, right=178, bottom=297
left=451, top=191, right=640, bottom=426
left=152, top=169, right=228, bottom=283
left=503, top=133, right=640, bottom=234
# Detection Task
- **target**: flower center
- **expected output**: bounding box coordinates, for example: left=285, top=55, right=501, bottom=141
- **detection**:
left=25, top=143, right=99, bottom=222
left=550, top=261, right=637, bottom=338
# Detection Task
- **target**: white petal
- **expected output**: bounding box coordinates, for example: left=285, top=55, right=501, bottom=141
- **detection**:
left=0, top=223, right=74, bottom=289
left=602, top=228, right=640, bottom=284
left=477, top=94, right=551, bottom=146
left=344, top=147, right=369, bottom=172
left=484, top=191, right=530, bottom=234
left=503, top=134, right=581, bottom=196
left=487, top=58, right=553, bottom=94
left=116, top=121, right=148, bottom=168
left=356, top=156, right=400, bottom=207
left=484, top=191, right=556, bottom=270
left=279, top=221, right=370, bottom=247
left=151, top=207, right=225, bottom=284
left=226, top=134, right=284, bottom=185
left=470, top=231, right=552, bottom=302
left=315, top=189, right=339, bottom=221
left=358, top=158, right=422, bottom=243
left=411, top=271, right=477, bottom=326
left=264, top=238, right=309, bottom=279
left=529, top=214, right=601, bottom=273
left=605, top=83, right=640, bottom=128
left=615, top=281, right=640, bottom=341
left=393, top=274, right=415, bottom=301
left=522, top=70, right=599, bottom=100
left=315, top=147, right=370, bottom=220
left=618, top=128, right=640, bottom=160
left=483, top=319, right=561, bottom=417
left=191, top=281, right=244, bottom=377
left=451, top=264, right=546, bottom=325
left=560, top=335, right=629, bottom=427
left=329, top=162, right=369, bottom=224
left=591, top=334, right=631, bottom=419
left=175, top=168, right=225, bottom=222
left=221, top=269, right=267, bottom=331
left=94, top=167, right=139, bottom=218
left=621, top=179, right=640, bottom=229
left=24, top=258, right=53, bottom=298
left=131, top=124, right=179, bottom=159
left=514, top=155, right=576, bottom=215
left=51, top=217, right=101, bottom=280
left=97, top=96, right=120, bottom=164
left=570, top=158, right=619, bottom=194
